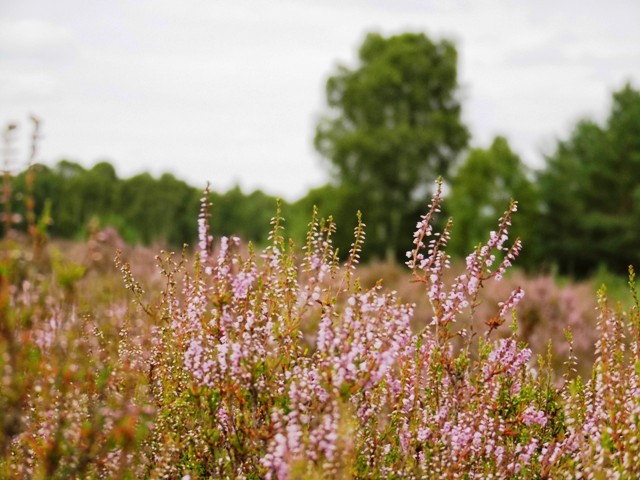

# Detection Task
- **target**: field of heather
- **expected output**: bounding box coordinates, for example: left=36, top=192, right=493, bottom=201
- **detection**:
left=3, top=1, right=639, bottom=477
left=2, top=187, right=639, bottom=479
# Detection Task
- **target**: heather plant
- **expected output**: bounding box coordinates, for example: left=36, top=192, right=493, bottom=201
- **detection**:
left=2, top=181, right=640, bottom=478
left=0, top=238, right=155, bottom=479
left=134, top=182, right=640, bottom=478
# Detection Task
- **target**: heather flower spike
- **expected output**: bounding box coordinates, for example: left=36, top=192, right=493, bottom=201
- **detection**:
left=197, top=183, right=213, bottom=266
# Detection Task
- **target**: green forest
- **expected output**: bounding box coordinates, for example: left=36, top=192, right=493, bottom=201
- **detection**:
left=4, top=33, right=640, bottom=278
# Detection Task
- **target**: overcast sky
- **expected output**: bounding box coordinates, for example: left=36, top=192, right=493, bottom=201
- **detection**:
left=1, top=0, right=639, bottom=200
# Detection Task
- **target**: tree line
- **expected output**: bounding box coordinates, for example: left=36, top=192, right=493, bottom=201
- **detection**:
left=3, top=32, right=640, bottom=277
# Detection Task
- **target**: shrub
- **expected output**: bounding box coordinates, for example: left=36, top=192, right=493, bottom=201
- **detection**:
left=2, top=181, right=639, bottom=478
left=138, top=182, right=640, bottom=477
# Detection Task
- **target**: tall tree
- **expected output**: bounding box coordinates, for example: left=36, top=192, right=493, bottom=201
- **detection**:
left=538, top=83, right=640, bottom=276
left=314, top=32, right=469, bottom=259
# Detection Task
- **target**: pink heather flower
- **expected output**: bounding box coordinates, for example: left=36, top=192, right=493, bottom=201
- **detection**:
left=496, top=287, right=525, bottom=320
left=417, top=426, right=431, bottom=443
left=309, top=254, right=323, bottom=271
left=232, top=269, right=256, bottom=300
left=521, top=406, right=548, bottom=427
left=317, top=313, right=334, bottom=353
left=197, top=190, right=213, bottom=264
left=216, top=341, right=229, bottom=373
left=184, top=338, right=217, bottom=387
left=467, top=276, right=479, bottom=296
left=31, top=312, right=60, bottom=350
left=483, top=338, right=532, bottom=380
left=217, top=236, right=230, bottom=264
left=262, top=432, right=290, bottom=480
left=518, top=438, right=539, bottom=465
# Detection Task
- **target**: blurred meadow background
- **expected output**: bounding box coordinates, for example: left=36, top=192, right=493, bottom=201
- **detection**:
left=2, top=0, right=640, bottom=478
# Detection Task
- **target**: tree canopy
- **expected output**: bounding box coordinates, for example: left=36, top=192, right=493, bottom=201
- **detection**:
left=537, top=83, right=640, bottom=276
left=314, top=32, right=469, bottom=259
